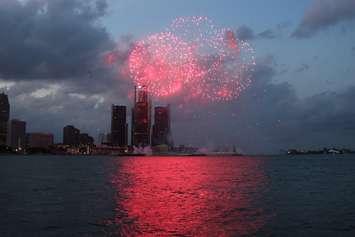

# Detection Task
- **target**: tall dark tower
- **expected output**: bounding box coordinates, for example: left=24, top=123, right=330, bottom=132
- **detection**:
left=131, top=86, right=151, bottom=147
left=0, top=93, right=10, bottom=145
left=152, top=105, right=172, bottom=147
left=111, top=105, right=128, bottom=147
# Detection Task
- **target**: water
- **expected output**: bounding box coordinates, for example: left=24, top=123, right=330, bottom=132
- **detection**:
left=1, top=155, right=355, bottom=236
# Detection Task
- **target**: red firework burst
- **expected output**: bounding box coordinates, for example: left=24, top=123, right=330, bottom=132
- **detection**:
left=129, top=32, right=204, bottom=97
left=125, top=16, right=255, bottom=102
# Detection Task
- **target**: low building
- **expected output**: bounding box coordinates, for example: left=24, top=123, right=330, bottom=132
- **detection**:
left=27, top=133, right=54, bottom=148
left=79, top=133, right=94, bottom=145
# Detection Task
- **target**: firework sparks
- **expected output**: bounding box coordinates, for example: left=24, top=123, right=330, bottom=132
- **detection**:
left=112, top=16, right=256, bottom=102
left=129, top=32, right=204, bottom=97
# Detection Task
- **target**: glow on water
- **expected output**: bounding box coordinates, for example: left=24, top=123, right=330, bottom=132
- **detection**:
left=107, top=156, right=269, bottom=236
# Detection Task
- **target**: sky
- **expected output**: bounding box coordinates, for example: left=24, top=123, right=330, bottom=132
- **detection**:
left=103, top=0, right=355, bottom=96
left=0, top=0, right=354, bottom=154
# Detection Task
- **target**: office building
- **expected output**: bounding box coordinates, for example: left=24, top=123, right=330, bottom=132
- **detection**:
left=152, top=105, right=172, bottom=147
left=131, top=86, right=151, bottom=147
left=79, top=133, right=94, bottom=145
left=63, top=125, right=80, bottom=146
left=111, top=105, right=128, bottom=147
left=0, top=93, right=10, bottom=145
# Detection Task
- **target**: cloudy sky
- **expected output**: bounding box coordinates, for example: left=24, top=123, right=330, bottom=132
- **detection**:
left=0, top=0, right=354, bottom=153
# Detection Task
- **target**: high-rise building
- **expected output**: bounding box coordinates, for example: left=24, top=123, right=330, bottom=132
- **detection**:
left=0, top=93, right=10, bottom=145
left=151, top=105, right=172, bottom=147
left=26, top=133, right=54, bottom=148
left=111, top=105, right=128, bottom=147
left=63, top=125, right=80, bottom=146
left=8, top=119, right=26, bottom=149
left=131, top=86, right=151, bottom=147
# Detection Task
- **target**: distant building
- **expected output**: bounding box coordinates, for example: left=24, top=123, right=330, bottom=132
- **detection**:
left=63, top=125, right=80, bottom=146
left=27, top=133, right=54, bottom=148
left=79, top=133, right=94, bottom=145
left=111, top=105, right=128, bottom=147
left=97, top=133, right=105, bottom=145
left=152, top=105, right=172, bottom=147
left=63, top=125, right=94, bottom=147
left=8, top=119, right=26, bottom=149
left=104, top=133, right=111, bottom=145
left=0, top=93, right=10, bottom=145
left=131, top=86, right=151, bottom=147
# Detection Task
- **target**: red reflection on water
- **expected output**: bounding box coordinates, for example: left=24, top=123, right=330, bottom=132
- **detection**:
left=110, top=157, right=268, bottom=236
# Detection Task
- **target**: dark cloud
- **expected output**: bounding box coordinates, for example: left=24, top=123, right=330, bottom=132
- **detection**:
left=293, top=0, right=355, bottom=38
left=236, top=26, right=279, bottom=41
left=278, top=69, right=289, bottom=75
left=258, top=54, right=277, bottom=67
left=295, top=64, right=310, bottom=73
left=276, top=21, right=292, bottom=31
left=6, top=79, right=131, bottom=143
left=235, top=25, right=255, bottom=41
left=172, top=58, right=355, bottom=154
left=258, top=29, right=276, bottom=39
left=0, top=0, right=114, bottom=80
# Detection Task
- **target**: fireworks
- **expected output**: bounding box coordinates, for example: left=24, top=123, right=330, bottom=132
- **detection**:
left=129, top=32, right=203, bottom=97
left=124, top=17, right=255, bottom=102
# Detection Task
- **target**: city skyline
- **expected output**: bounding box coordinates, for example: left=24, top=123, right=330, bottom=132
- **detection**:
left=0, top=85, right=174, bottom=150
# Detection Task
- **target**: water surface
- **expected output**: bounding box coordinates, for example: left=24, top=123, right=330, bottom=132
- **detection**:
left=1, top=155, right=355, bottom=236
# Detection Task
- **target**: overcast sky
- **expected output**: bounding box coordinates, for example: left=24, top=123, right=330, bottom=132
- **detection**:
left=0, top=0, right=354, bottom=153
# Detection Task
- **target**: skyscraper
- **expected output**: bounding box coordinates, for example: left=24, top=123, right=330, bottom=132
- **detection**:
left=131, top=86, right=151, bottom=147
left=8, top=119, right=26, bottom=149
left=111, top=105, right=128, bottom=147
left=0, top=93, right=10, bottom=145
left=63, top=125, right=80, bottom=146
left=152, top=105, right=172, bottom=147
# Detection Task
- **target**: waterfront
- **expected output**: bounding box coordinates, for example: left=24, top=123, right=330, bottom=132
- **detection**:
left=1, top=155, right=355, bottom=236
